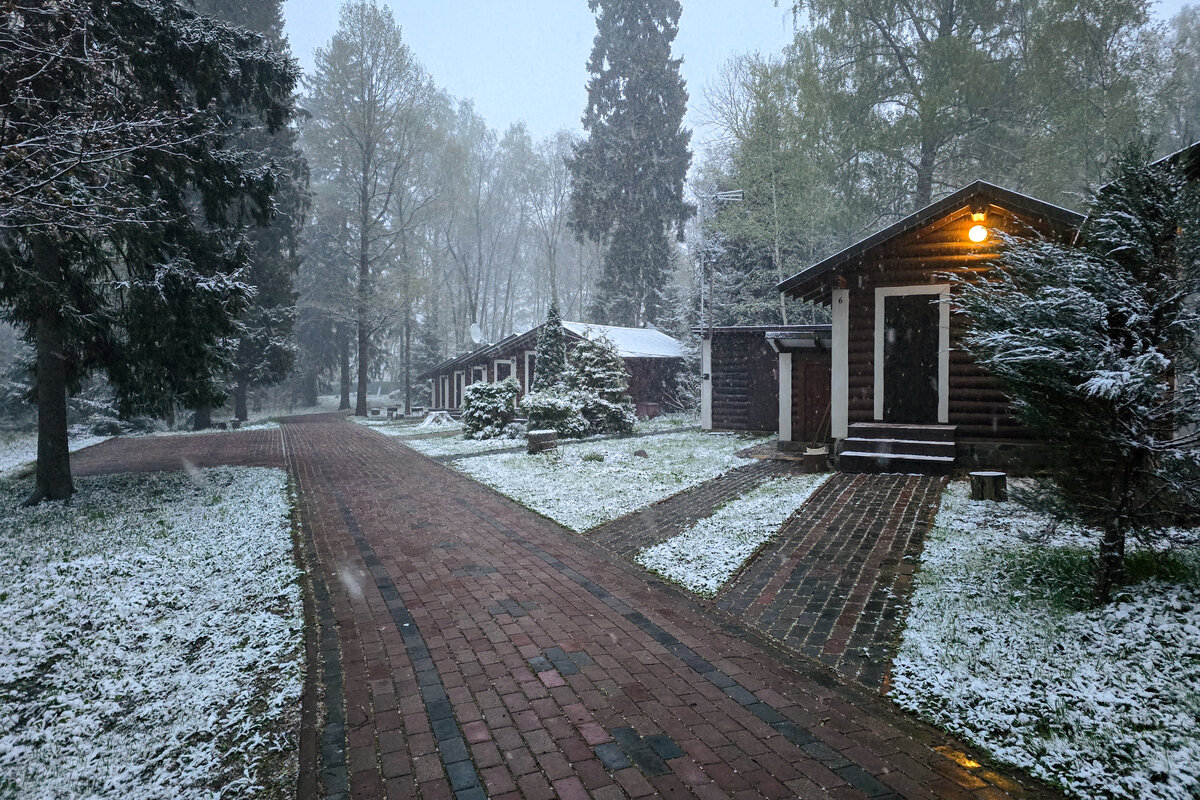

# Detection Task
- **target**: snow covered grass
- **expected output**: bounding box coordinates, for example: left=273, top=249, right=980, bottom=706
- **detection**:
left=452, top=429, right=766, bottom=532
left=399, top=410, right=699, bottom=460
left=0, top=427, right=112, bottom=476
left=891, top=481, right=1200, bottom=800
left=0, top=467, right=303, bottom=800
left=637, top=473, right=830, bottom=596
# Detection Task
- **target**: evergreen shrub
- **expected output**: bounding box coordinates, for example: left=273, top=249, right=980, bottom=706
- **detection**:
left=461, top=377, right=521, bottom=439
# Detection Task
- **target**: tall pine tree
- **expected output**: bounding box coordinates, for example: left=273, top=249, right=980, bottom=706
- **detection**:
left=194, top=0, right=308, bottom=422
left=0, top=0, right=298, bottom=503
left=568, top=0, right=694, bottom=327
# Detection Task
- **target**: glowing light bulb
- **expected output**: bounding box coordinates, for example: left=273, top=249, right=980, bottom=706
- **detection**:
left=968, top=224, right=988, bottom=243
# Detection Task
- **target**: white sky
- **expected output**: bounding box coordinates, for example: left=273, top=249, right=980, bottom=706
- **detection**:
left=281, top=1, right=795, bottom=143
left=282, top=1, right=1192, bottom=145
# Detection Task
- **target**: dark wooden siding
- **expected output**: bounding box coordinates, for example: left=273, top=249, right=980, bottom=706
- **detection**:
left=842, top=207, right=1057, bottom=440
left=710, top=330, right=779, bottom=431
left=626, top=357, right=683, bottom=407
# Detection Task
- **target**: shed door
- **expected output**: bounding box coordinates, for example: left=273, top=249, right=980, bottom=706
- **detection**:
left=883, top=295, right=939, bottom=423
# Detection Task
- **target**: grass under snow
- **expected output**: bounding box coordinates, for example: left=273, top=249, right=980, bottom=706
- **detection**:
left=446, top=425, right=764, bottom=532
left=636, top=473, right=831, bottom=597
left=892, top=481, right=1200, bottom=800
left=0, top=467, right=303, bottom=800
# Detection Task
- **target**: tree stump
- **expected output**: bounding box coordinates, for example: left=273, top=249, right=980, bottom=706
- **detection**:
left=527, top=429, right=558, bottom=455
left=970, top=471, right=1007, bottom=501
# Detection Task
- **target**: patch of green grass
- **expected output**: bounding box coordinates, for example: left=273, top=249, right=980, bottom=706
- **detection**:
left=581, top=452, right=604, bottom=463
left=999, top=543, right=1200, bottom=612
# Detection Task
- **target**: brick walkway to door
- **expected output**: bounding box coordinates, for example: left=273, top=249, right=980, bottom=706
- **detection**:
left=717, top=474, right=945, bottom=690
left=69, top=417, right=1056, bottom=800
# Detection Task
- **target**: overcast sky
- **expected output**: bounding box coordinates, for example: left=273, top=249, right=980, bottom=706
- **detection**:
left=282, top=1, right=1192, bottom=145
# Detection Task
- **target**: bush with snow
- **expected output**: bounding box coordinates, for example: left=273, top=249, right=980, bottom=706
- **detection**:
left=0, top=467, right=303, bottom=799
left=461, top=377, right=520, bottom=439
left=892, top=481, right=1200, bottom=800
left=567, top=333, right=636, bottom=434
left=519, top=388, right=592, bottom=439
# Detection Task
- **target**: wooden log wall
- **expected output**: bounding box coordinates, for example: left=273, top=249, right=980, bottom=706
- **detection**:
left=844, top=207, right=1053, bottom=441
left=710, top=330, right=780, bottom=431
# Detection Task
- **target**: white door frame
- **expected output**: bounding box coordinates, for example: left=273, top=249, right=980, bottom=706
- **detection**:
left=873, top=284, right=950, bottom=423
left=439, top=375, right=449, bottom=409
left=453, top=370, right=464, bottom=408
left=524, top=351, right=536, bottom=393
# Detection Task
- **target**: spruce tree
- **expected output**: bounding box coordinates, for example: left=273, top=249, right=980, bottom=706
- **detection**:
left=568, top=333, right=636, bottom=434
left=530, top=300, right=569, bottom=391
left=568, top=0, right=695, bottom=326
left=957, top=144, right=1200, bottom=603
left=194, top=0, right=308, bottom=421
left=0, top=0, right=298, bottom=503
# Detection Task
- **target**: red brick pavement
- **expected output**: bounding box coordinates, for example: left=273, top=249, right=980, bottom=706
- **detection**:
left=718, top=474, right=945, bottom=690
left=280, top=417, right=1058, bottom=800
left=68, top=416, right=1061, bottom=800
left=70, top=429, right=284, bottom=475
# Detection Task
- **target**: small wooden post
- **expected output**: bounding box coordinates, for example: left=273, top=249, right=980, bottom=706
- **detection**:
left=527, top=429, right=558, bottom=455
left=970, top=471, right=1007, bottom=501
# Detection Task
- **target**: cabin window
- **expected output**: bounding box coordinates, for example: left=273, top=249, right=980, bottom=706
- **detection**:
left=453, top=371, right=464, bottom=408
left=472, top=365, right=487, bottom=384
left=494, top=359, right=515, bottom=382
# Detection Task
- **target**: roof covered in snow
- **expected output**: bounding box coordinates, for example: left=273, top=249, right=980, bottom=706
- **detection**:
left=562, top=321, right=684, bottom=359
left=416, top=320, right=684, bottom=379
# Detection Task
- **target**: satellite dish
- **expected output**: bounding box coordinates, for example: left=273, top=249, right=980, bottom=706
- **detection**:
left=469, top=322, right=487, bottom=345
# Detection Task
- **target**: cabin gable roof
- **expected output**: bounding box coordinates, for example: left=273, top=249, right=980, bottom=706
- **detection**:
left=777, top=181, right=1085, bottom=302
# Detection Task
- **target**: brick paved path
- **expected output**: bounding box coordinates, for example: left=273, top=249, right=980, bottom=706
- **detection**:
left=588, top=460, right=802, bottom=559
left=71, top=428, right=284, bottom=475
left=718, top=475, right=945, bottom=691
left=70, top=418, right=1056, bottom=800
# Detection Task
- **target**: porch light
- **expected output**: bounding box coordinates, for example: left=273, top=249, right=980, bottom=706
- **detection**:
left=968, top=212, right=988, bottom=243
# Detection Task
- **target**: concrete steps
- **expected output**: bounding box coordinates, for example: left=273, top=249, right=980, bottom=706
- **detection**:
left=838, top=423, right=957, bottom=475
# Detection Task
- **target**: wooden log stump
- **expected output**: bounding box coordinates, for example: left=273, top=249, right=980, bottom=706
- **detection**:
left=527, top=429, right=558, bottom=455
left=970, top=471, right=1007, bottom=501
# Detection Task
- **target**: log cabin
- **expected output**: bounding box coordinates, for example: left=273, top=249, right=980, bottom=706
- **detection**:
left=774, top=181, right=1086, bottom=472
left=419, top=321, right=684, bottom=416
left=697, top=325, right=832, bottom=448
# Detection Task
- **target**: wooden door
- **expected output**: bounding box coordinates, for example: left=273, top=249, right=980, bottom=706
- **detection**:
left=883, top=295, right=939, bottom=423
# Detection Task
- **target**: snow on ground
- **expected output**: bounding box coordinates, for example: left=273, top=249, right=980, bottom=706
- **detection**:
left=452, top=429, right=766, bottom=532
left=0, top=467, right=303, bottom=800
left=0, top=428, right=112, bottom=476
left=891, top=481, right=1200, bottom=800
left=637, top=473, right=830, bottom=596
left=399, top=411, right=700, bottom=460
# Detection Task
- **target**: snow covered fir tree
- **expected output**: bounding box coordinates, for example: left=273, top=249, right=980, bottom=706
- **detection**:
left=957, top=145, right=1200, bottom=603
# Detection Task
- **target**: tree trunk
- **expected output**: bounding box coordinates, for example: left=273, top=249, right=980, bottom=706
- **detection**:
left=403, top=314, right=412, bottom=415
left=1094, top=523, right=1126, bottom=605
left=301, top=367, right=318, bottom=407
left=25, top=237, right=74, bottom=506
left=234, top=380, right=249, bottom=421
left=356, top=319, right=369, bottom=416
left=356, top=177, right=370, bottom=417
left=338, top=324, right=351, bottom=410
left=193, top=404, right=212, bottom=431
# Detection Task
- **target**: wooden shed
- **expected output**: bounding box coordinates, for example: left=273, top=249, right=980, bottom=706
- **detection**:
left=698, top=325, right=832, bottom=447
left=777, top=181, right=1085, bottom=472
left=419, top=321, right=685, bottom=413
